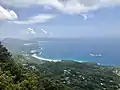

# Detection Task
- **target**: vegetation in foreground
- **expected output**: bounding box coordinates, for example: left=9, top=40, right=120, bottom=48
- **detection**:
left=0, top=42, right=120, bottom=90
left=0, top=42, right=70, bottom=90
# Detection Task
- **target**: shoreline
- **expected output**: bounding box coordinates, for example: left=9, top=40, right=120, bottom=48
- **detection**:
left=31, top=54, right=87, bottom=63
left=31, top=54, right=62, bottom=62
left=31, top=54, right=103, bottom=66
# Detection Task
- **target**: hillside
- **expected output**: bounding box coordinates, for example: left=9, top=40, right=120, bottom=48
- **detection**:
left=2, top=38, right=37, bottom=53
left=13, top=54, right=120, bottom=90
left=20, top=59, right=120, bottom=90
left=0, top=42, right=70, bottom=90
left=1, top=40, right=120, bottom=90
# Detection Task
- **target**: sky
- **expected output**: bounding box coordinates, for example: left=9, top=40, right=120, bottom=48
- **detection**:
left=0, top=0, right=120, bottom=39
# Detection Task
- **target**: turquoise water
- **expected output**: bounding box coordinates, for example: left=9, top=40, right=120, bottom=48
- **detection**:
left=33, top=39, right=120, bottom=66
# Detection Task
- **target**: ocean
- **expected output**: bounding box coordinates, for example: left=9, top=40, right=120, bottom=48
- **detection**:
left=31, top=38, right=120, bottom=66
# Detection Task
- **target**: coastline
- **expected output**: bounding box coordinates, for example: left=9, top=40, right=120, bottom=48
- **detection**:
left=31, top=54, right=87, bottom=63
left=31, top=54, right=103, bottom=66
left=31, top=54, right=62, bottom=62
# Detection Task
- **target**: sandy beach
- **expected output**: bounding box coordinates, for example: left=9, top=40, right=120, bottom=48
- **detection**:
left=31, top=54, right=62, bottom=62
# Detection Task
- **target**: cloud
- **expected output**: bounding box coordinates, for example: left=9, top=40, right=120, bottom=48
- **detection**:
left=10, top=14, right=56, bottom=24
left=81, top=13, right=94, bottom=20
left=1, top=0, right=120, bottom=21
left=28, top=28, right=36, bottom=35
left=43, top=5, right=53, bottom=10
left=40, top=28, right=48, bottom=34
left=40, top=28, right=53, bottom=36
left=27, top=28, right=51, bottom=37
left=28, top=28, right=49, bottom=35
left=0, top=5, right=18, bottom=20
left=1, top=0, right=120, bottom=14
left=81, top=14, right=88, bottom=20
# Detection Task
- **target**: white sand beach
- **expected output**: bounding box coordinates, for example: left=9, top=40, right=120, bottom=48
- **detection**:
left=31, top=54, right=62, bottom=62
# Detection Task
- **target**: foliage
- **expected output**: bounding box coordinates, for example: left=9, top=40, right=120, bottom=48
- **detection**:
left=0, top=42, right=120, bottom=90
left=0, top=42, right=12, bottom=61
left=0, top=42, right=69, bottom=90
left=31, top=61, right=120, bottom=90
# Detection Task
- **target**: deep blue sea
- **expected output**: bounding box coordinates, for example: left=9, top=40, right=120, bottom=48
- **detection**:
left=35, top=38, right=120, bottom=66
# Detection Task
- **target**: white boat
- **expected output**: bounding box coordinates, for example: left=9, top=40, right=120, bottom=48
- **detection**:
left=90, top=53, right=102, bottom=57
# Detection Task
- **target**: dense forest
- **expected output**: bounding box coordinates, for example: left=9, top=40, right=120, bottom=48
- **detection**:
left=0, top=42, right=120, bottom=90
left=0, top=42, right=70, bottom=90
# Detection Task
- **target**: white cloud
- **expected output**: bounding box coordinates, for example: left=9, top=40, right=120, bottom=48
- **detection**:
left=28, top=28, right=36, bottom=35
left=81, top=14, right=88, bottom=20
left=41, top=28, right=48, bottom=34
left=40, top=28, right=52, bottom=36
left=2, top=0, right=120, bottom=14
left=43, top=5, right=53, bottom=10
left=81, top=13, right=94, bottom=20
left=10, top=14, right=56, bottom=24
left=0, top=5, right=18, bottom=20
left=1, top=0, right=120, bottom=20
left=27, top=28, right=51, bottom=37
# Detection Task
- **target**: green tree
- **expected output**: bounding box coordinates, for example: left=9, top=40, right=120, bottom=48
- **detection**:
left=0, top=42, right=12, bottom=61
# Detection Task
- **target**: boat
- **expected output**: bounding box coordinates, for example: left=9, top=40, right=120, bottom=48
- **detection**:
left=90, top=53, right=102, bottom=57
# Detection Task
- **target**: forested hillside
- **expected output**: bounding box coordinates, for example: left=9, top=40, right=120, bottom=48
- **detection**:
left=0, top=42, right=70, bottom=90
left=0, top=42, right=120, bottom=90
